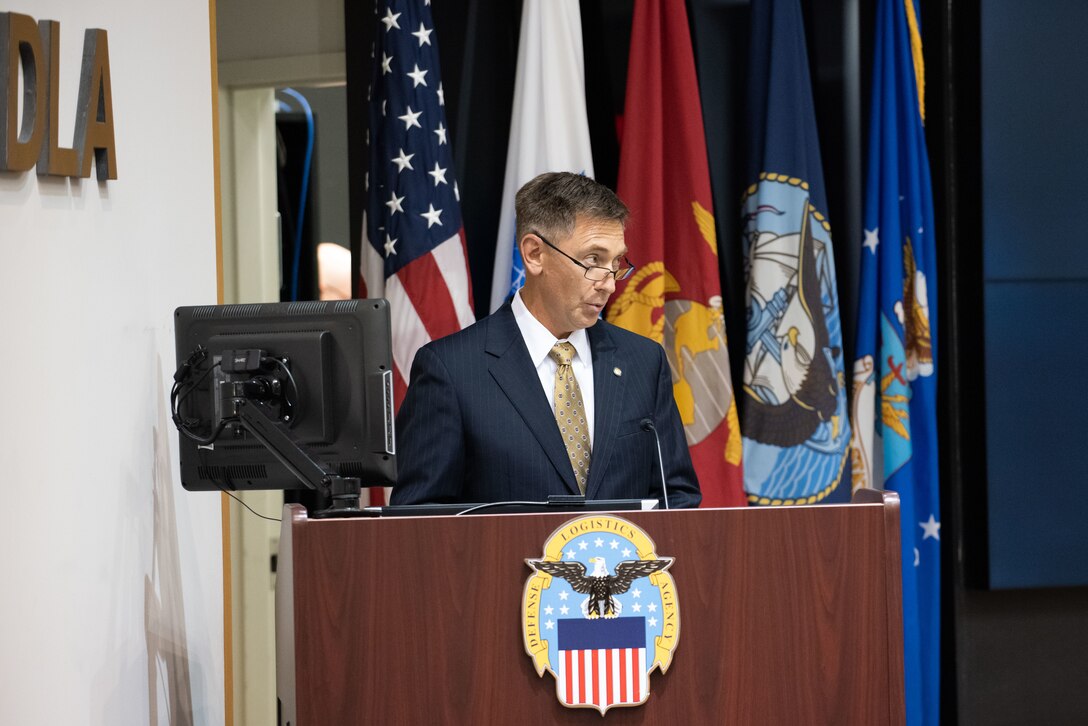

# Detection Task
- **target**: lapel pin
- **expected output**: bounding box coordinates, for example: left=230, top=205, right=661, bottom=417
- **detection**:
left=613, top=367, right=622, bottom=377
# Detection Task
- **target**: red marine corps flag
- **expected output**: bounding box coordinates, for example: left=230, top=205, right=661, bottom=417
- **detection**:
left=605, top=0, right=745, bottom=506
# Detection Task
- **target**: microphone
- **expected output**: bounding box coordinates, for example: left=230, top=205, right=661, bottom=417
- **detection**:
left=640, top=418, right=669, bottom=510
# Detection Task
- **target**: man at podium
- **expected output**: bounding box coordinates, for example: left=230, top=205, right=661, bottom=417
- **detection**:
left=392, top=172, right=701, bottom=508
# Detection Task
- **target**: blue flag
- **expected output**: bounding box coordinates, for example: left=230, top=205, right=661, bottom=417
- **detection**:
left=741, top=0, right=852, bottom=505
left=849, top=1, right=940, bottom=724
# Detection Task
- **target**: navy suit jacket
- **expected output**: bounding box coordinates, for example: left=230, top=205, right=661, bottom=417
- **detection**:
left=391, top=303, right=701, bottom=508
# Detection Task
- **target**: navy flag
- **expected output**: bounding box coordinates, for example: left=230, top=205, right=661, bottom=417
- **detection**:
left=740, top=0, right=852, bottom=505
left=850, top=1, right=940, bottom=724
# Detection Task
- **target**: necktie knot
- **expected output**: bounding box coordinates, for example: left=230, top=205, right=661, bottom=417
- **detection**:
left=549, top=341, right=576, bottom=366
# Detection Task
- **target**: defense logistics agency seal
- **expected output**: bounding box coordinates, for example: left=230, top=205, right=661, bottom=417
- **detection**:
left=523, top=515, right=679, bottom=714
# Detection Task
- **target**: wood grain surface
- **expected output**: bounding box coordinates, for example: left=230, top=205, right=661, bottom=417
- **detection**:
left=277, top=495, right=905, bottom=725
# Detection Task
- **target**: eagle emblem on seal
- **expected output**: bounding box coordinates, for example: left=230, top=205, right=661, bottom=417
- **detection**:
left=522, top=515, right=680, bottom=714
left=528, top=556, right=671, bottom=619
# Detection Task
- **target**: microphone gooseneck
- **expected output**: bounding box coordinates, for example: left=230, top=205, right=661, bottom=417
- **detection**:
left=640, top=418, right=670, bottom=510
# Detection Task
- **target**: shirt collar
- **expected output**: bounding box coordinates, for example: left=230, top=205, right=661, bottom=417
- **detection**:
left=512, top=290, right=592, bottom=367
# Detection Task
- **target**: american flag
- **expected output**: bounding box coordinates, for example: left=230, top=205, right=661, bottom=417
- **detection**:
left=557, top=617, right=648, bottom=712
left=361, top=0, right=475, bottom=409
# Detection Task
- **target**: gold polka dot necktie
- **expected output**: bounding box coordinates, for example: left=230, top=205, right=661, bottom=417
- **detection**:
left=549, top=342, right=591, bottom=494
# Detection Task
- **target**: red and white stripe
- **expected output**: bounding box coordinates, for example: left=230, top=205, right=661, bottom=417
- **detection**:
left=360, top=225, right=474, bottom=408
left=359, top=223, right=474, bottom=506
left=557, top=647, right=647, bottom=711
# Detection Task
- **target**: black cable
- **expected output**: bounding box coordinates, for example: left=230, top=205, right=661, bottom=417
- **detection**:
left=454, top=500, right=546, bottom=516
left=198, top=445, right=283, bottom=523
left=172, top=360, right=219, bottom=416
left=265, top=356, right=300, bottom=422
left=194, top=431, right=282, bottom=522
left=178, top=419, right=227, bottom=446
left=213, top=483, right=282, bottom=523
left=171, top=352, right=224, bottom=445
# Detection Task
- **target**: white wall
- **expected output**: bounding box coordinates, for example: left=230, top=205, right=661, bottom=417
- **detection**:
left=0, top=2, right=223, bottom=724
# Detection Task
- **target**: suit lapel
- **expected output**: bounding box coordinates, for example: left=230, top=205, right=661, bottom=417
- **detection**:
left=486, top=305, right=580, bottom=495
left=585, top=321, right=623, bottom=499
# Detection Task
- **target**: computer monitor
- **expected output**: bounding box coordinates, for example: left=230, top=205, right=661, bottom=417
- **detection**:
left=172, top=300, right=396, bottom=499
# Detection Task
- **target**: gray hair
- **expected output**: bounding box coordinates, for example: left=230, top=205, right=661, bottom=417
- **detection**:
left=514, top=172, right=629, bottom=244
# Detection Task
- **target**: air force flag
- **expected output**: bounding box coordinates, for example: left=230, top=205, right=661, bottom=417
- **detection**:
left=850, top=1, right=941, bottom=724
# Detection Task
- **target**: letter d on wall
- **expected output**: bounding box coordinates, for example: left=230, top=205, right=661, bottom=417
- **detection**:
left=0, top=12, right=46, bottom=172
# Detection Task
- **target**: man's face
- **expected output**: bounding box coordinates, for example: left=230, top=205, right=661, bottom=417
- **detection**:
left=524, top=215, right=627, bottom=339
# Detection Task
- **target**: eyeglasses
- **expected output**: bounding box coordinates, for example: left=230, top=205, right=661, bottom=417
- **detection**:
left=535, top=232, right=635, bottom=282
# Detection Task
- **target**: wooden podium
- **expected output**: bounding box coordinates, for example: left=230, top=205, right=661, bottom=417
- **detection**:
left=276, top=491, right=905, bottom=725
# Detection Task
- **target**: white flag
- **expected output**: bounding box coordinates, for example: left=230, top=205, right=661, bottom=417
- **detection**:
left=488, top=0, right=596, bottom=312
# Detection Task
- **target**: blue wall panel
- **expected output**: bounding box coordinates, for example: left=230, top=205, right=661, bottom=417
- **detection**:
left=983, top=0, right=1088, bottom=587
left=983, top=282, right=1088, bottom=588
left=982, top=0, right=1088, bottom=281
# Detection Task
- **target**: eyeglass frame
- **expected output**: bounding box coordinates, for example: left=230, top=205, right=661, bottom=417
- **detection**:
left=532, top=231, right=635, bottom=282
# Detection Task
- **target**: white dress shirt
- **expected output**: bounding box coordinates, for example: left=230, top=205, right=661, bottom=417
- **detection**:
left=511, top=290, right=595, bottom=446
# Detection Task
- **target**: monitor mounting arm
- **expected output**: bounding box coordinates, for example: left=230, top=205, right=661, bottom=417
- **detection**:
left=220, top=383, right=363, bottom=518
